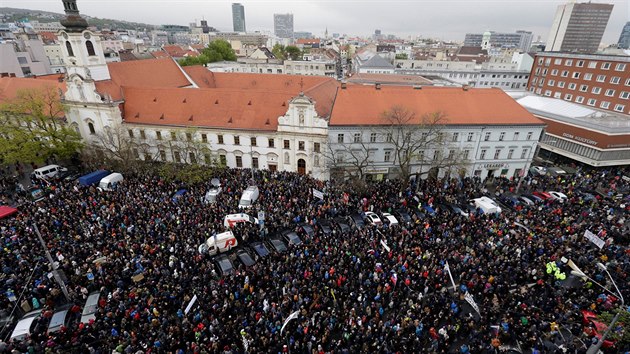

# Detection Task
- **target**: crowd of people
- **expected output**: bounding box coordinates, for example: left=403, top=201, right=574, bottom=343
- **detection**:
left=0, top=163, right=628, bottom=353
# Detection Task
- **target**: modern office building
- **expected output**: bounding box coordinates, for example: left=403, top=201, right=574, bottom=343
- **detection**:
left=274, top=13, right=294, bottom=39
left=232, top=3, right=246, bottom=32
left=527, top=52, right=630, bottom=115
left=464, top=30, right=533, bottom=52
left=545, top=2, right=614, bottom=53
left=618, top=21, right=630, bottom=49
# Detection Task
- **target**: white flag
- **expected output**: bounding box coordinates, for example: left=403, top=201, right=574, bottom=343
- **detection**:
left=280, top=310, right=300, bottom=335
left=380, top=239, right=391, bottom=253
left=445, top=261, right=457, bottom=291
left=184, top=294, right=197, bottom=315
left=464, top=292, right=481, bottom=316
left=584, top=230, right=605, bottom=249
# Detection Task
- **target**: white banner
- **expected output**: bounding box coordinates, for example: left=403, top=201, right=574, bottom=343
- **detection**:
left=464, top=292, right=481, bottom=316
left=312, top=188, right=324, bottom=200
left=184, top=294, right=198, bottom=315
left=380, top=239, right=391, bottom=253
left=280, top=310, right=300, bottom=335
left=584, top=230, right=605, bottom=249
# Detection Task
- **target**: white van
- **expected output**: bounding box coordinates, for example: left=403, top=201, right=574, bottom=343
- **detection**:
left=472, top=197, right=502, bottom=214
left=32, top=165, right=67, bottom=180
left=98, top=173, right=124, bottom=191
left=239, top=186, right=260, bottom=208
left=223, top=213, right=259, bottom=228
left=198, top=231, right=238, bottom=256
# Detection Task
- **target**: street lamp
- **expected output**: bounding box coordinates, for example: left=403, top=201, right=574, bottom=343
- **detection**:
left=568, top=260, right=624, bottom=354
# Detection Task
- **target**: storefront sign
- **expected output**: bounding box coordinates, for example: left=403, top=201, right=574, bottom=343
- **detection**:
left=562, top=133, right=598, bottom=146
left=483, top=163, right=508, bottom=169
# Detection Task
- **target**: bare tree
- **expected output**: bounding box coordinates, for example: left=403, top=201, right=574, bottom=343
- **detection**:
left=166, top=128, right=216, bottom=165
left=90, top=124, right=137, bottom=170
left=380, top=105, right=469, bottom=190
left=323, top=137, right=374, bottom=183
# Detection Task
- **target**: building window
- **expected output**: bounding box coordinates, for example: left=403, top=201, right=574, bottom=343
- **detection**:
left=234, top=135, right=240, bottom=145
left=314, top=142, right=320, bottom=153
left=561, top=70, right=568, bottom=77
left=584, top=73, right=592, bottom=81
left=140, top=130, right=146, bottom=140
left=370, top=133, right=377, bottom=143
left=433, top=151, right=439, bottom=161
left=65, top=41, right=74, bottom=57
left=189, top=152, right=197, bottom=164
left=572, top=72, right=580, bottom=79
left=204, top=154, right=211, bottom=164
left=85, top=40, right=96, bottom=56
left=467, top=132, right=474, bottom=142
left=479, top=149, right=487, bottom=160
left=452, top=132, right=459, bottom=142
left=298, top=141, right=305, bottom=151
left=219, top=155, right=227, bottom=165
left=251, top=156, right=258, bottom=169
left=526, top=132, right=533, bottom=140
left=498, top=132, right=505, bottom=141
left=513, top=132, right=520, bottom=140
left=173, top=151, right=181, bottom=163
left=601, top=62, right=611, bottom=70
left=386, top=133, right=393, bottom=142
left=236, top=156, right=242, bottom=167
left=587, top=98, right=596, bottom=106
left=463, top=150, right=470, bottom=160
left=625, top=78, right=630, bottom=86
left=156, top=131, right=162, bottom=140
left=579, top=84, right=588, bottom=92
left=620, top=91, right=630, bottom=99
left=384, top=151, right=391, bottom=162
left=568, top=83, right=576, bottom=90
left=575, top=96, right=584, bottom=104
left=159, top=150, right=166, bottom=161
left=565, top=59, right=573, bottom=66
left=250, top=137, right=257, bottom=146
left=218, top=134, right=224, bottom=144
left=615, top=63, right=626, bottom=71
left=605, top=89, right=615, bottom=97
left=548, top=80, right=555, bottom=87
left=353, top=133, right=361, bottom=143
left=521, top=148, right=528, bottom=159
left=186, top=132, right=192, bottom=141
left=284, top=140, right=290, bottom=149
left=596, top=75, right=606, bottom=82
left=88, top=122, right=95, bottom=135
left=268, top=138, right=275, bottom=148
left=337, top=134, right=344, bottom=143
left=201, top=133, right=207, bottom=143
left=610, top=76, right=621, bottom=85
left=600, top=101, right=610, bottom=109
left=128, top=129, right=134, bottom=138
left=557, top=81, right=565, bottom=88
left=551, top=69, right=558, bottom=76
left=484, top=132, right=491, bottom=141
left=448, top=150, right=455, bottom=159
left=171, top=131, right=177, bottom=140
left=494, top=149, right=501, bottom=159
left=564, top=94, right=573, bottom=101
left=588, top=61, right=597, bottom=69
left=576, top=60, right=584, bottom=67
left=507, top=149, right=514, bottom=159
left=592, top=87, right=601, bottom=94
left=614, top=104, right=626, bottom=112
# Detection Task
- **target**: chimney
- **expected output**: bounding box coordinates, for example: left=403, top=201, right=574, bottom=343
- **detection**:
left=375, top=83, right=381, bottom=90
left=341, top=81, right=347, bottom=89
left=0, top=73, right=8, bottom=78
left=413, top=85, right=422, bottom=90
left=462, top=84, right=470, bottom=91
left=9, top=73, right=16, bottom=78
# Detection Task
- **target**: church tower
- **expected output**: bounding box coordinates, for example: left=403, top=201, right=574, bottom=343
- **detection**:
left=59, top=0, right=110, bottom=81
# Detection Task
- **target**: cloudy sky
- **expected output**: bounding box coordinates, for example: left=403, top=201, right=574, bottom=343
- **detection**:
left=4, top=0, right=629, bottom=43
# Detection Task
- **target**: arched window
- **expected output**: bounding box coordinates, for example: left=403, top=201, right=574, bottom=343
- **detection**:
left=65, top=41, right=74, bottom=57
left=88, top=122, right=95, bottom=135
left=86, top=40, right=96, bottom=56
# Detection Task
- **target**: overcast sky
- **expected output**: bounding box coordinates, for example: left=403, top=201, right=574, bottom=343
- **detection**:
left=4, top=0, right=629, bottom=43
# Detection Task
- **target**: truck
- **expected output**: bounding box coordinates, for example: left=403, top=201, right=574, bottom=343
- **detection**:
left=197, top=231, right=238, bottom=256
left=78, top=170, right=110, bottom=186
left=471, top=197, right=502, bottom=214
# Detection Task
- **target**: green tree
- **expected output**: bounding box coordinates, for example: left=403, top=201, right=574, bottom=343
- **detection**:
left=179, top=39, right=237, bottom=66
left=272, top=44, right=286, bottom=60
left=0, top=86, right=83, bottom=165
left=395, top=53, right=408, bottom=60
left=285, top=45, right=302, bottom=60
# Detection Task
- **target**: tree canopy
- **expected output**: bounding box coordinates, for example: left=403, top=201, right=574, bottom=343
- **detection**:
left=179, top=39, right=237, bottom=66
left=0, top=86, right=83, bottom=165
left=271, top=44, right=303, bottom=61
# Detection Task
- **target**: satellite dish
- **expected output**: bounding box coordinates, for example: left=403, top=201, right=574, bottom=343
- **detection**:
left=211, top=178, right=220, bottom=187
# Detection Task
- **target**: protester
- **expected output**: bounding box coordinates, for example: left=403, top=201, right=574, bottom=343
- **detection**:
left=0, top=164, right=628, bottom=353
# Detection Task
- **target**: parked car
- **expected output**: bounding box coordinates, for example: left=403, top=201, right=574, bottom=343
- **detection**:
left=522, top=193, right=544, bottom=203
left=48, top=304, right=75, bottom=335
left=517, top=195, right=535, bottom=206
left=10, top=309, right=42, bottom=342
left=332, top=217, right=351, bottom=233
left=547, top=166, right=567, bottom=176
left=497, top=194, right=521, bottom=210
left=363, top=211, right=383, bottom=225
left=214, top=254, right=235, bottom=275
left=318, top=219, right=334, bottom=235
left=297, top=223, right=315, bottom=238
left=532, top=191, right=553, bottom=200
left=446, top=203, right=469, bottom=217
left=392, top=209, right=412, bottom=224
left=380, top=213, right=399, bottom=226
left=80, top=292, right=101, bottom=324
left=548, top=191, right=568, bottom=201
left=529, top=166, right=547, bottom=176
left=281, top=229, right=302, bottom=245
left=235, top=249, right=256, bottom=267
left=249, top=242, right=270, bottom=258
left=267, top=235, right=288, bottom=253
left=347, top=213, right=365, bottom=229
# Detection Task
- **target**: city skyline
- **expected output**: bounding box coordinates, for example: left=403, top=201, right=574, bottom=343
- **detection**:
left=2, top=0, right=629, bottom=44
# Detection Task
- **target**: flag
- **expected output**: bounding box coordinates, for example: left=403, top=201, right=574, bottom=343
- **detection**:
left=464, top=292, right=481, bottom=317
left=380, top=239, right=391, bottom=253
left=281, top=310, right=300, bottom=335
left=390, top=272, right=398, bottom=286
left=444, top=261, right=457, bottom=291
left=184, top=294, right=198, bottom=315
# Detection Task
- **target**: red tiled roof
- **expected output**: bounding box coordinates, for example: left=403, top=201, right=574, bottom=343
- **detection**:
left=0, top=77, right=65, bottom=102
left=151, top=51, right=170, bottom=59
left=329, top=85, right=543, bottom=126
left=297, top=38, right=320, bottom=45
left=39, top=31, right=58, bottom=44
left=162, top=45, right=197, bottom=58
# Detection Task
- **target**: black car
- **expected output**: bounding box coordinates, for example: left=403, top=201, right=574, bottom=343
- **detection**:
left=214, top=254, right=234, bottom=275
left=250, top=242, right=270, bottom=258
left=281, top=230, right=302, bottom=245
left=392, top=209, right=412, bottom=224
left=318, top=219, right=334, bottom=236
left=235, top=249, right=256, bottom=267
left=297, top=223, right=315, bottom=238
left=267, top=236, right=288, bottom=253
left=445, top=203, right=468, bottom=216
left=434, top=203, right=451, bottom=215
left=332, top=217, right=351, bottom=233
left=347, top=212, right=365, bottom=229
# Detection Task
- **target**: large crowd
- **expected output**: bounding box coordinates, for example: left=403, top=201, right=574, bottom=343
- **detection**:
left=0, top=163, right=628, bottom=354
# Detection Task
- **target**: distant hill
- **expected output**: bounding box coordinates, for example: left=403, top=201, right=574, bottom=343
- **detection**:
left=0, top=7, right=157, bottom=31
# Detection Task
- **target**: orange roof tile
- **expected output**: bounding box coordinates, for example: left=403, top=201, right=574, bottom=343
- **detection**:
left=330, top=85, right=543, bottom=126
left=122, top=86, right=295, bottom=131
left=0, top=77, right=65, bottom=102
left=151, top=51, right=170, bottom=59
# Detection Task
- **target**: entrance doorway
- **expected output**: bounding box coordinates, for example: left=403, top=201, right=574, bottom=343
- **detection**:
left=487, top=169, right=496, bottom=179
left=297, top=159, right=306, bottom=175
left=269, top=164, right=277, bottom=172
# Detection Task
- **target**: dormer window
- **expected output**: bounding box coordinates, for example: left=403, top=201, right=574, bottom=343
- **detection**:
left=85, top=40, right=96, bottom=56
